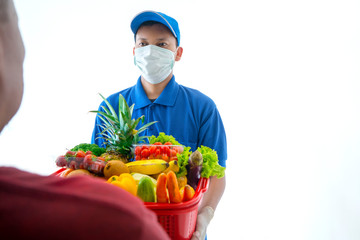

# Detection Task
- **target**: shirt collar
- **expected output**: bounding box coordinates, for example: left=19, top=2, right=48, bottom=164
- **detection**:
left=132, top=76, right=179, bottom=109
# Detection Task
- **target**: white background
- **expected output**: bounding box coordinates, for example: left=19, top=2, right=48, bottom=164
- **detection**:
left=1, top=0, right=360, bottom=239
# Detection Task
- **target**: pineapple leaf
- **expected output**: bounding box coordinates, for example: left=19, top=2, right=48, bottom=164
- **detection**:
left=98, top=93, right=118, bottom=119
left=131, top=117, right=142, bottom=131
left=118, top=94, right=132, bottom=128
left=120, top=112, right=132, bottom=127
left=95, top=112, right=119, bottom=127
left=100, top=105, right=112, bottom=117
left=137, top=136, right=148, bottom=142
left=118, top=95, right=125, bottom=128
left=137, top=120, right=158, bottom=134
left=91, top=93, right=158, bottom=157
left=129, top=104, right=134, bottom=117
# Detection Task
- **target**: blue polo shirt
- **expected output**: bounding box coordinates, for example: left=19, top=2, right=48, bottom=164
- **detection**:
left=91, top=76, right=227, bottom=167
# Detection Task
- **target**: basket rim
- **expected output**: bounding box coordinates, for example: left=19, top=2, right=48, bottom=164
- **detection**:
left=144, top=177, right=209, bottom=210
left=51, top=168, right=209, bottom=209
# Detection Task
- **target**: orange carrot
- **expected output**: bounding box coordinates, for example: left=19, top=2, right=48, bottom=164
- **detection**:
left=167, top=171, right=182, bottom=203
left=156, top=173, right=169, bottom=203
left=181, top=185, right=195, bottom=202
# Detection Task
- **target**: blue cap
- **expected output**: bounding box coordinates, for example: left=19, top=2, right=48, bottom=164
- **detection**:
left=131, top=11, right=180, bottom=46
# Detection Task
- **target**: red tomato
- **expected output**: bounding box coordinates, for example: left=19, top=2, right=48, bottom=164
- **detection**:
left=155, top=149, right=161, bottom=158
left=135, top=155, right=141, bottom=161
left=153, top=142, right=162, bottom=145
left=75, top=150, right=86, bottom=158
left=173, top=146, right=184, bottom=153
left=65, top=150, right=75, bottom=157
left=164, top=142, right=172, bottom=146
left=162, top=146, right=170, bottom=156
left=85, top=151, right=92, bottom=155
left=141, top=149, right=150, bottom=158
left=135, top=146, right=142, bottom=156
left=170, top=149, right=177, bottom=157
left=83, top=154, right=94, bottom=166
left=149, top=146, right=157, bottom=155
left=55, top=155, right=67, bottom=167
left=162, top=154, right=169, bottom=162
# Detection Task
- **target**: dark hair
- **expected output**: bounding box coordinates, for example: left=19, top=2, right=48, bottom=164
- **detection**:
left=135, top=21, right=179, bottom=46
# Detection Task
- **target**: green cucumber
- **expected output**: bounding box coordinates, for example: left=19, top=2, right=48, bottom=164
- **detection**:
left=137, top=176, right=156, bottom=202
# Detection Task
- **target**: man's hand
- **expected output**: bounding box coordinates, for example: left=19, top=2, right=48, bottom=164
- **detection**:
left=191, top=206, right=214, bottom=240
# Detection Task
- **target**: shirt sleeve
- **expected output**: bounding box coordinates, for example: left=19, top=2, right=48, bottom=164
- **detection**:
left=0, top=167, right=170, bottom=240
left=198, top=104, right=227, bottom=167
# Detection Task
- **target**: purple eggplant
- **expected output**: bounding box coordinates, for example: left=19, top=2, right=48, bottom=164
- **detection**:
left=186, top=150, right=203, bottom=189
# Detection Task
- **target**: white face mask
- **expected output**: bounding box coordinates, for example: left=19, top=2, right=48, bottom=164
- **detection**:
left=134, top=45, right=176, bottom=84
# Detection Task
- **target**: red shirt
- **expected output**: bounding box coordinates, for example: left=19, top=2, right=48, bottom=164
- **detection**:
left=0, top=167, right=170, bottom=240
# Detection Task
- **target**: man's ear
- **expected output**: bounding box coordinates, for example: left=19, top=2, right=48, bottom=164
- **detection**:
left=175, top=47, right=183, bottom=61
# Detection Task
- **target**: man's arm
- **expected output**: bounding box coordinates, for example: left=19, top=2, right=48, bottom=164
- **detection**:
left=200, top=174, right=226, bottom=211
left=191, top=174, right=226, bottom=240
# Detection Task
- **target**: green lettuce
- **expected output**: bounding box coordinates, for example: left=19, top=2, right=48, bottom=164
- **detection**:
left=148, top=132, right=181, bottom=145
left=198, top=146, right=226, bottom=178
left=176, top=146, right=191, bottom=177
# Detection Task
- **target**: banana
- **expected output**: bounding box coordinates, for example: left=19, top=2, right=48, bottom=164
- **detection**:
left=163, top=160, right=179, bottom=174
left=151, top=160, right=180, bottom=179
left=126, top=159, right=169, bottom=175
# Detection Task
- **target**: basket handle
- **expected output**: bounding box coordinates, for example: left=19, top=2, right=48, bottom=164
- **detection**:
left=51, top=168, right=66, bottom=176
left=198, top=178, right=210, bottom=194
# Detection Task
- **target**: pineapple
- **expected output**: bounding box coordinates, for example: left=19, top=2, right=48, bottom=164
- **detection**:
left=91, top=94, right=157, bottom=162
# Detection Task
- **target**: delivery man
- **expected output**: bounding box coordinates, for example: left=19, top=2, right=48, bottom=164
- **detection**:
left=92, top=10, right=227, bottom=240
left=0, top=1, right=170, bottom=239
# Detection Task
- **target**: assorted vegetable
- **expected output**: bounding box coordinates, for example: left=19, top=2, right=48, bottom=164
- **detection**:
left=180, top=185, right=195, bottom=202
left=167, top=171, right=182, bottom=203
left=176, top=147, right=191, bottom=177
left=148, top=132, right=181, bottom=145
left=90, top=93, right=157, bottom=159
left=186, top=150, right=203, bottom=190
left=55, top=95, right=226, bottom=204
left=198, top=146, right=226, bottom=179
left=137, top=176, right=156, bottom=202
left=133, top=143, right=183, bottom=161
left=70, top=143, right=106, bottom=157
left=178, top=146, right=225, bottom=178
left=156, top=173, right=169, bottom=203
left=56, top=150, right=106, bottom=175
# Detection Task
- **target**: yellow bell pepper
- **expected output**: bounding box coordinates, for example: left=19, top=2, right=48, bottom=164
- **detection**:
left=110, top=173, right=137, bottom=196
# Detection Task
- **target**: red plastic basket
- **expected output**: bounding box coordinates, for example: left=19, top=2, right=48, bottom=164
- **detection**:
left=52, top=168, right=209, bottom=240
left=144, top=177, right=209, bottom=240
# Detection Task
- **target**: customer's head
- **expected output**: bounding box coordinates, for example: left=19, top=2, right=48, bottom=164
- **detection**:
left=0, top=0, right=25, bottom=132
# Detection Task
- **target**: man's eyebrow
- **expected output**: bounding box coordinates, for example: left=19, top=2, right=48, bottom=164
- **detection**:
left=156, top=37, right=170, bottom=41
left=136, top=37, right=148, bottom=41
left=136, top=37, right=170, bottom=42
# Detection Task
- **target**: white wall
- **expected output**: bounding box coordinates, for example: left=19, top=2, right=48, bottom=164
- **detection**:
left=1, top=0, right=360, bottom=239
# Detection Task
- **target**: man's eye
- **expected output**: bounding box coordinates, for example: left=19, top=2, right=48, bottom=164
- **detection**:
left=157, top=43, right=167, bottom=47
left=139, top=42, right=147, bottom=47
